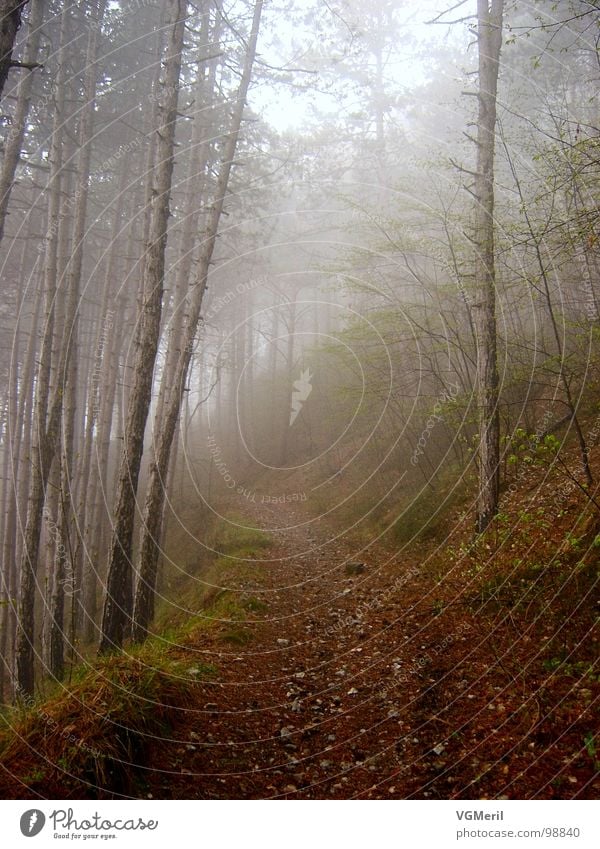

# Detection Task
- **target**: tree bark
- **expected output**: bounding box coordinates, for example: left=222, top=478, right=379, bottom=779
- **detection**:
left=0, top=220, right=40, bottom=701
left=74, top=157, right=127, bottom=643
left=0, top=290, right=20, bottom=702
left=0, top=0, right=30, bottom=102
left=46, top=0, right=106, bottom=681
left=99, top=0, right=187, bottom=653
left=473, top=0, right=504, bottom=533
left=14, top=3, right=69, bottom=698
left=132, top=0, right=264, bottom=641
left=153, top=6, right=217, bottom=438
left=0, top=0, right=44, bottom=244
left=83, top=188, right=140, bottom=643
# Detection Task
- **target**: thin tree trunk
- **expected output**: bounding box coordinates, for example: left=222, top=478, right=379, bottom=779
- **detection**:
left=0, top=0, right=44, bottom=244
left=46, top=0, right=106, bottom=680
left=132, top=0, right=264, bottom=641
left=40, top=456, right=59, bottom=665
left=99, top=0, right=187, bottom=653
left=72, top=156, right=128, bottom=645
left=83, top=191, right=140, bottom=642
left=473, top=0, right=504, bottom=533
left=12, top=265, right=43, bottom=685
left=501, top=132, right=593, bottom=486
left=14, top=3, right=69, bottom=698
left=153, top=7, right=217, bottom=437
left=0, top=226, right=39, bottom=701
left=0, top=304, right=19, bottom=702
left=0, top=0, right=31, bottom=102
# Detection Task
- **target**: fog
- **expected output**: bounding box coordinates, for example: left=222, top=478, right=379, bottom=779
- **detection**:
left=0, top=0, right=598, bottom=807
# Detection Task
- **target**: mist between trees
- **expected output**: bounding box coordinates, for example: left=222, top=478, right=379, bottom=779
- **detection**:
left=0, top=0, right=599, bottom=704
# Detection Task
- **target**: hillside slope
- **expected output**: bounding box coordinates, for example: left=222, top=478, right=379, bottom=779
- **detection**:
left=1, top=442, right=599, bottom=799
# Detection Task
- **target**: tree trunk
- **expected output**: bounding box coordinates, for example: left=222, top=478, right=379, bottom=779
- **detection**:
left=83, top=190, right=140, bottom=643
left=0, top=294, right=20, bottom=702
left=0, top=221, right=40, bottom=701
left=152, top=7, right=217, bottom=438
left=14, top=3, right=69, bottom=698
left=99, top=0, right=187, bottom=654
left=132, top=0, right=264, bottom=641
left=0, top=0, right=44, bottom=244
left=473, top=0, right=504, bottom=533
left=44, top=0, right=106, bottom=681
left=74, top=158, right=127, bottom=643
left=0, top=0, right=30, bottom=102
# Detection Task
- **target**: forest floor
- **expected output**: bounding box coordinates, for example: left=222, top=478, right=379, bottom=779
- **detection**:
left=1, top=454, right=599, bottom=799
left=140, top=495, right=600, bottom=800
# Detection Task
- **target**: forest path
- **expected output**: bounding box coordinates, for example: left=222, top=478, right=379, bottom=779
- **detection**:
left=145, top=500, right=467, bottom=799
left=2, top=496, right=596, bottom=800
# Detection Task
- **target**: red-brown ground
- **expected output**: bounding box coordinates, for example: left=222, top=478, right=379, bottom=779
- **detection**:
left=1, top=477, right=599, bottom=800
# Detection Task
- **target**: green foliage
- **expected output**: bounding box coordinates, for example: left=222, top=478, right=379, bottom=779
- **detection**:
left=503, top=428, right=560, bottom=471
left=154, top=520, right=272, bottom=633
left=215, top=521, right=272, bottom=559
left=583, top=732, right=599, bottom=770
left=22, top=767, right=46, bottom=784
left=563, top=532, right=583, bottom=552
left=431, top=598, right=445, bottom=616
left=542, top=657, right=599, bottom=682
left=222, top=627, right=252, bottom=646
left=389, top=487, right=457, bottom=545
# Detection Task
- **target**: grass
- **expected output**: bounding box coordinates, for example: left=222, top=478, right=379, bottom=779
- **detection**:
left=0, top=519, right=272, bottom=798
left=154, top=519, right=271, bottom=633
left=222, top=626, right=253, bottom=646
left=1, top=646, right=204, bottom=795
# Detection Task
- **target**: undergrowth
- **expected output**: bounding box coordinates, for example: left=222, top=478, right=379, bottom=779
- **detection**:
left=0, top=520, right=272, bottom=798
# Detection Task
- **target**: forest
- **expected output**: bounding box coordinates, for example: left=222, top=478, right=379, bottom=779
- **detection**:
left=0, top=0, right=598, bottom=801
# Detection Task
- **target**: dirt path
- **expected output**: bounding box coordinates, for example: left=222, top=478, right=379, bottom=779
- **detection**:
left=2, top=497, right=597, bottom=799
left=143, top=501, right=482, bottom=799
left=140, top=494, right=600, bottom=801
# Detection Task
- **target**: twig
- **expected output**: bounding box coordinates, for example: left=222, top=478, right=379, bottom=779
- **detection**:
left=426, top=0, right=470, bottom=25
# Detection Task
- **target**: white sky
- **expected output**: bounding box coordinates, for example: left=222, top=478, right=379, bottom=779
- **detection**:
left=250, top=0, right=470, bottom=131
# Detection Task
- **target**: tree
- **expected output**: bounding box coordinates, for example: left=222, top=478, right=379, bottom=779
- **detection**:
left=14, top=1, right=70, bottom=698
left=48, top=0, right=107, bottom=679
left=132, top=0, right=264, bottom=641
left=99, top=0, right=187, bottom=653
left=0, top=0, right=33, bottom=102
left=472, top=0, right=504, bottom=533
left=0, top=0, right=44, bottom=244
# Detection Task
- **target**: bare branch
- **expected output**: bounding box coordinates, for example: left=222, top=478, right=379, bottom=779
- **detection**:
left=426, top=0, right=470, bottom=25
